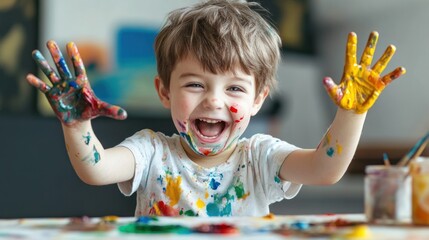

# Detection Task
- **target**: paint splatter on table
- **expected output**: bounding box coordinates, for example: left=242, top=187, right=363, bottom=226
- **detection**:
left=0, top=214, right=428, bottom=239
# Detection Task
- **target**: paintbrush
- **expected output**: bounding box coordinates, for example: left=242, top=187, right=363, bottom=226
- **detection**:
left=406, top=140, right=428, bottom=166
left=397, top=131, right=429, bottom=166
left=383, top=152, right=391, bottom=167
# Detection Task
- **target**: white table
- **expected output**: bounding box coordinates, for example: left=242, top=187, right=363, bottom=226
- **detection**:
left=1, top=214, right=428, bottom=239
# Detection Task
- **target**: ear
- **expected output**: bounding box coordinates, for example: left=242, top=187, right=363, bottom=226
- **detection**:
left=251, top=86, right=270, bottom=116
left=154, top=76, right=171, bottom=109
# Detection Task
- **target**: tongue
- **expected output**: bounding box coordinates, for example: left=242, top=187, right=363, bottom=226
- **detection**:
left=197, top=121, right=224, bottom=137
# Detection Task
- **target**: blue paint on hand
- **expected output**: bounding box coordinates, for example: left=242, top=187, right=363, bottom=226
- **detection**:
left=327, top=147, right=334, bottom=157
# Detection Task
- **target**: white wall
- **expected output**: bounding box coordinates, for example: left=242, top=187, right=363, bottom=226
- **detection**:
left=277, top=56, right=328, bottom=148
left=316, top=1, right=429, bottom=145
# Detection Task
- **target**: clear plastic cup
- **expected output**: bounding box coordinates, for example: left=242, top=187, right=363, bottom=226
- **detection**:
left=410, top=157, right=429, bottom=225
left=364, top=165, right=411, bottom=224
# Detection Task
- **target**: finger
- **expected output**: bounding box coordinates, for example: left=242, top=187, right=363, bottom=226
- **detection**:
left=344, top=32, right=358, bottom=73
left=340, top=79, right=356, bottom=110
left=99, top=101, right=128, bottom=120
left=31, top=50, right=61, bottom=84
left=360, top=31, right=378, bottom=67
left=47, top=40, right=73, bottom=81
left=323, top=77, right=343, bottom=103
left=372, top=45, right=396, bottom=75
left=381, top=67, right=406, bottom=85
left=66, top=42, right=87, bottom=80
left=26, top=73, right=51, bottom=93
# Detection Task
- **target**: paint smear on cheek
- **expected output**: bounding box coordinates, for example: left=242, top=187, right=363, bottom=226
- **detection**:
left=229, top=104, right=245, bottom=123
left=176, top=120, right=187, bottom=132
left=229, top=106, right=238, bottom=113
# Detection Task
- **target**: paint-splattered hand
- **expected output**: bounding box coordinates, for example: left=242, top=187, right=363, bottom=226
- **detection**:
left=26, top=40, right=127, bottom=125
left=323, top=31, right=406, bottom=113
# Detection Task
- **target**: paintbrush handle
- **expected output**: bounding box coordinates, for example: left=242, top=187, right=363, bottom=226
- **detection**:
left=405, top=141, right=429, bottom=166
left=397, top=132, right=429, bottom=166
left=399, top=133, right=429, bottom=166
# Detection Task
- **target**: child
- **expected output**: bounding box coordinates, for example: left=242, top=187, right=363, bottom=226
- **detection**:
left=26, top=0, right=406, bottom=217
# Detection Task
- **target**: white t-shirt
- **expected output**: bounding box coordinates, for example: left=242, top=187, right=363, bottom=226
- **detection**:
left=117, top=129, right=301, bottom=217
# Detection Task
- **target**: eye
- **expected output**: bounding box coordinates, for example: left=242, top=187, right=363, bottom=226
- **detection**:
left=228, top=86, right=245, bottom=92
left=185, top=83, right=204, bottom=88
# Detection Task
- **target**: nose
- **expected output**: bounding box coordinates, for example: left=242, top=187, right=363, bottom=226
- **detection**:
left=203, top=91, right=223, bottom=110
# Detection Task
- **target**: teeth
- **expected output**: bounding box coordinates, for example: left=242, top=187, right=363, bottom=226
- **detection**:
left=199, top=118, right=221, bottom=123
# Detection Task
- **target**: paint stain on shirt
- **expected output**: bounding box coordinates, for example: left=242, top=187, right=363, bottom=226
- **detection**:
left=196, top=198, right=206, bottom=209
left=165, top=176, right=182, bottom=206
left=210, top=178, right=221, bottom=190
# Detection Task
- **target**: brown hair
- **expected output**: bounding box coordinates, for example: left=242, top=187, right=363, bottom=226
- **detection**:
left=154, top=0, right=281, bottom=95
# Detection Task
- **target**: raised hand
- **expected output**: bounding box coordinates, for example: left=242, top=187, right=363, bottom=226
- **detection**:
left=323, top=31, right=406, bottom=113
left=26, top=41, right=127, bottom=125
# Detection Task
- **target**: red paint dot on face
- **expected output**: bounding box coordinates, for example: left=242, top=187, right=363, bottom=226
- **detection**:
left=234, top=116, right=244, bottom=123
left=202, top=149, right=211, bottom=156
left=229, top=106, right=238, bottom=113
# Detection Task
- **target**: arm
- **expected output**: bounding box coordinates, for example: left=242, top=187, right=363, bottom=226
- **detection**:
left=280, top=31, right=406, bottom=185
left=26, top=40, right=134, bottom=185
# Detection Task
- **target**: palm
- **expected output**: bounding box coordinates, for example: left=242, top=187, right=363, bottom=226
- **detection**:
left=323, top=31, right=406, bottom=113
left=27, top=41, right=127, bottom=125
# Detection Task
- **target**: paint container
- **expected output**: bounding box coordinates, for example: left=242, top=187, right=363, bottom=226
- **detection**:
left=364, top=165, right=411, bottom=224
left=410, top=157, right=429, bottom=225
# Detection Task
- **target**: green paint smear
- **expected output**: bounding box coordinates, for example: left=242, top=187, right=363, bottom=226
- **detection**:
left=207, top=189, right=235, bottom=216
left=178, top=208, right=197, bottom=216
left=93, top=145, right=101, bottom=164
left=83, top=132, right=91, bottom=145
left=274, top=175, right=281, bottom=183
left=119, top=223, right=190, bottom=234
left=234, top=182, right=246, bottom=199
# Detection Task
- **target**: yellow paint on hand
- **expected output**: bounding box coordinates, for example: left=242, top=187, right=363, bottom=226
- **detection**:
left=336, top=140, right=343, bottom=155
left=324, top=31, right=406, bottom=114
left=326, top=133, right=331, bottom=144
left=165, top=176, right=182, bottom=206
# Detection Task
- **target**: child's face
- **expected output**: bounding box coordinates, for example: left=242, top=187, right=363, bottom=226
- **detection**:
left=156, top=54, right=268, bottom=158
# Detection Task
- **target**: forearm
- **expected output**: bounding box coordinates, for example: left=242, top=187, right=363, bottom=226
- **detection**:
left=62, top=121, right=134, bottom=185
left=312, top=108, right=366, bottom=181
left=281, top=108, right=366, bottom=185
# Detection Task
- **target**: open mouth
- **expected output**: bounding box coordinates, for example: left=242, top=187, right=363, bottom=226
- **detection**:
left=193, top=118, right=227, bottom=140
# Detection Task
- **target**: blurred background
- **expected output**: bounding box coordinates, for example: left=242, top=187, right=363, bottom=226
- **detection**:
left=0, top=0, right=428, bottom=218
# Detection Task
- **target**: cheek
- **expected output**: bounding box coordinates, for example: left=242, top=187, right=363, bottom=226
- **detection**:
left=171, top=97, right=194, bottom=130
left=172, top=96, right=193, bottom=117
left=229, top=103, right=249, bottom=124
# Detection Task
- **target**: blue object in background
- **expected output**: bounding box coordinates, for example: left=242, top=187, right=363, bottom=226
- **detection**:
left=116, top=26, right=158, bottom=67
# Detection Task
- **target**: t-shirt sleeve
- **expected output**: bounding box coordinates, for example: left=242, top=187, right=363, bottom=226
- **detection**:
left=250, top=134, right=302, bottom=203
left=116, top=129, right=157, bottom=196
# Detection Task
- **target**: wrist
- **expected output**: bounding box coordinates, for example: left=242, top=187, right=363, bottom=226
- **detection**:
left=61, top=120, right=92, bottom=131
left=336, top=107, right=367, bottom=119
